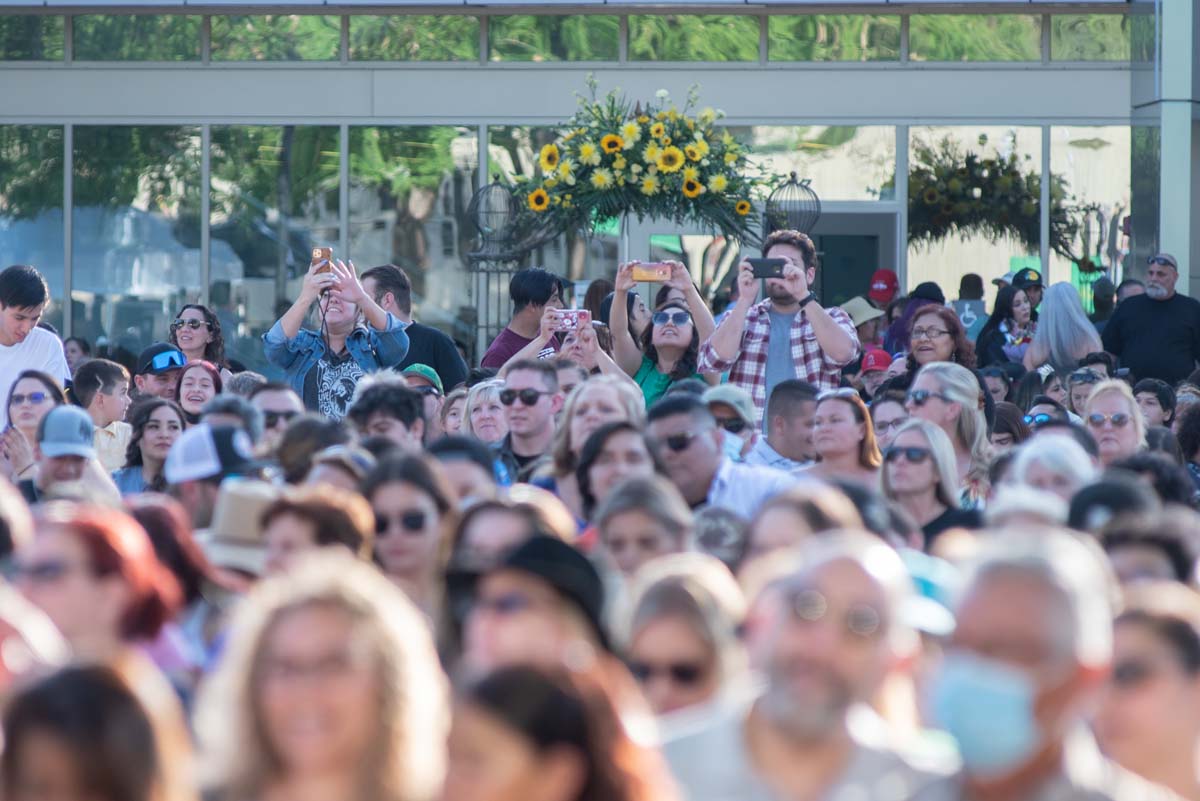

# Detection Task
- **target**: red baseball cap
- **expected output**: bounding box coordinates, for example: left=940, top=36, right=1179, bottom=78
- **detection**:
left=868, top=270, right=899, bottom=305
left=861, top=349, right=891, bottom=373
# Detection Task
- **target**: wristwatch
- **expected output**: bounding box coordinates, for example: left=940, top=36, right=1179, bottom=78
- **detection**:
left=798, top=293, right=817, bottom=308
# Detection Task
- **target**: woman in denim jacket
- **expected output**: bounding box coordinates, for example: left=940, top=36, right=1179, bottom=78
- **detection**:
left=263, top=258, right=409, bottom=421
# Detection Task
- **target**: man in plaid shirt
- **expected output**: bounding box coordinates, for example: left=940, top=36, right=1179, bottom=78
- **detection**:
left=698, top=230, right=860, bottom=428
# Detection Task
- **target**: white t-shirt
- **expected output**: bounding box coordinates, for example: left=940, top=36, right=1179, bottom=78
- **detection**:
left=0, top=327, right=70, bottom=428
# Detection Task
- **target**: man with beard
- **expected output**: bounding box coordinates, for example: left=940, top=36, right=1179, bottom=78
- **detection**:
left=699, top=230, right=859, bottom=428
left=662, top=531, right=951, bottom=801
left=1103, top=253, right=1200, bottom=384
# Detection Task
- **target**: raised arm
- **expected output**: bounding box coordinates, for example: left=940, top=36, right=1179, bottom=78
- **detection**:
left=779, top=261, right=858, bottom=365
left=703, top=261, right=759, bottom=365
left=669, top=261, right=717, bottom=345
left=331, top=260, right=390, bottom=331
left=278, top=258, right=334, bottom=340
left=498, top=308, right=559, bottom=377
left=610, top=263, right=646, bottom=377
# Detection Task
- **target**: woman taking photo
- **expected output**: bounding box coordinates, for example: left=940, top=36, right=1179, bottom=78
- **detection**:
left=176, top=361, right=222, bottom=425
left=113, top=398, right=187, bottom=495
left=803, top=389, right=881, bottom=485
left=975, top=285, right=1035, bottom=367
left=1085, top=379, right=1146, bottom=467
left=170, top=304, right=231, bottom=374
left=197, top=551, right=448, bottom=801
left=611, top=261, right=715, bottom=407
left=1, top=370, right=66, bottom=482
left=1023, top=282, right=1103, bottom=375
left=881, top=419, right=981, bottom=547
left=906, top=361, right=992, bottom=506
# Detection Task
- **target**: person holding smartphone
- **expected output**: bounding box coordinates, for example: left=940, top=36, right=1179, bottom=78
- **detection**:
left=698, top=230, right=859, bottom=430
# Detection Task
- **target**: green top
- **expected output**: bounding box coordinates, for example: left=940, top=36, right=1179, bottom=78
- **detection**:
left=634, top=355, right=704, bottom=408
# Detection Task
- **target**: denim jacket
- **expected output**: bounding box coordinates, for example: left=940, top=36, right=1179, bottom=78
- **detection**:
left=262, top=314, right=410, bottom=397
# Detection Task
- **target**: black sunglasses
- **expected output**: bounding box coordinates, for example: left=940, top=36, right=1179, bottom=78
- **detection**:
left=627, top=660, right=707, bottom=685
left=375, top=510, right=428, bottom=535
left=1147, top=256, right=1177, bottom=268
left=883, top=446, right=931, bottom=464
left=499, top=388, right=551, bottom=406
left=263, top=410, right=299, bottom=428
left=906, top=389, right=951, bottom=407
left=1069, top=370, right=1103, bottom=385
left=658, top=431, right=699, bottom=453
left=411, top=385, right=441, bottom=397
left=717, top=418, right=748, bottom=435
left=652, top=310, right=692, bottom=327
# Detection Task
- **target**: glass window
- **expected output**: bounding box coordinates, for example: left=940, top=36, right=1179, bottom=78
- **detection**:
left=71, top=126, right=203, bottom=358
left=349, top=15, right=479, bottom=62
left=907, top=126, right=1043, bottom=301
left=349, top=126, right=478, bottom=360
left=1051, top=15, right=1130, bottom=61
left=909, top=15, right=1041, bottom=62
left=0, top=15, right=63, bottom=60
left=739, top=125, right=897, bottom=202
left=768, top=15, right=900, bottom=62
left=0, top=126, right=64, bottom=332
left=209, top=125, right=340, bottom=374
left=211, top=15, right=340, bottom=61
left=629, top=15, right=759, bottom=62
left=489, top=15, right=618, bottom=62
left=73, top=15, right=200, bottom=61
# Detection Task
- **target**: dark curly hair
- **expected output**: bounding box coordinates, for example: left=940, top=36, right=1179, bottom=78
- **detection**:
left=639, top=300, right=699, bottom=382
left=170, top=304, right=226, bottom=367
left=905, top=304, right=977, bottom=372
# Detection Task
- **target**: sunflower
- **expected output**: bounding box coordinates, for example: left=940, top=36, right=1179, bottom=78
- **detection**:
left=620, top=122, right=641, bottom=146
left=601, top=134, right=624, bottom=154
left=735, top=199, right=752, bottom=216
left=682, top=179, right=704, bottom=199
left=538, top=143, right=560, bottom=173
left=578, top=143, right=601, bottom=166
left=682, top=166, right=699, bottom=182
left=650, top=122, right=666, bottom=139
left=640, top=176, right=660, bottom=196
left=528, top=189, right=550, bottom=212
left=708, top=174, right=728, bottom=193
left=657, top=146, right=685, bottom=173
left=922, top=188, right=941, bottom=205
left=691, top=138, right=710, bottom=158
left=590, top=168, right=614, bottom=190
left=685, top=145, right=701, bottom=162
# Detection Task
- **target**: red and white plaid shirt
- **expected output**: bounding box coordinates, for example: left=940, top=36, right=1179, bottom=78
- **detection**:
left=698, top=299, right=860, bottom=424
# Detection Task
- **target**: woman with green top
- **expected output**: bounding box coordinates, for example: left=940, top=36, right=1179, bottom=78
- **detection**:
left=611, top=260, right=715, bottom=407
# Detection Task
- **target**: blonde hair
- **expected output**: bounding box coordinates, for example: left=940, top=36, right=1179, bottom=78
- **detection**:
left=1085, top=379, right=1147, bottom=449
left=464, top=379, right=505, bottom=439
left=916, top=361, right=991, bottom=476
left=551, top=376, right=646, bottom=476
left=881, top=419, right=960, bottom=508
left=195, top=551, right=448, bottom=801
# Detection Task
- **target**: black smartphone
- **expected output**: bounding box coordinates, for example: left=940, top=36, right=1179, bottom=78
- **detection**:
left=748, top=258, right=786, bottom=279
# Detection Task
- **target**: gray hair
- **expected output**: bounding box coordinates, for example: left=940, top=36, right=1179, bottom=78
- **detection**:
left=225, top=371, right=268, bottom=398
left=202, top=394, right=264, bottom=444
left=916, top=362, right=991, bottom=474
left=1027, top=283, right=1103, bottom=375
left=1010, top=433, right=1098, bottom=495
left=881, top=418, right=960, bottom=508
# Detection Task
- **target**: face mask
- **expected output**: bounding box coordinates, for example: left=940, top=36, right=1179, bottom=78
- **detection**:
left=931, top=650, right=1041, bottom=778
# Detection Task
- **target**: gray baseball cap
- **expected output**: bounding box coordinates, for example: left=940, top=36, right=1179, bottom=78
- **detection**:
left=37, top=406, right=96, bottom=460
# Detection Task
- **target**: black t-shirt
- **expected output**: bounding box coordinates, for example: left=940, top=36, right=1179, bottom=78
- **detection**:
left=397, top=322, right=469, bottom=392
left=303, top=349, right=364, bottom=421
left=923, top=506, right=982, bottom=547
left=1102, top=293, right=1200, bottom=384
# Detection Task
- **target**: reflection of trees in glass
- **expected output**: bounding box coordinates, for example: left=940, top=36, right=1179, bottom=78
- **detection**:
left=349, top=15, right=479, bottom=61
left=909, top=15, right=1041, bottom=61
left=0, top=126, right=63, bottom=218
left=211, top=15, right=339, bottom=61
left=629, top=15, right=759, bottom=62
left=1130, top=126, right=1160, bottom=272
left=74, top=127, right=200, bottom=215
left=73, top=15, right=200, bottom=61
left=768, top=16, right=899, bottom=61
left=1051, top=15, right=1129, bottom=60
left=489, top=15, right=618, bottom=62
left=0, top=15, right=63, bottom=60
left=488, top=126, right=559, bottom=182
left=1130, top=11, right=1155, bottom=63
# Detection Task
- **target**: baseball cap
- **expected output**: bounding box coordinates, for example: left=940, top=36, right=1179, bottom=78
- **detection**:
left=1148, top=252, right=1179, bottom=270
left=136, top=343, right=186, bottom=376
left=992, top=270, right=1016, bottom=287
left=163, top=424, right=264, bottom=485
left=861, top=349, right=891, bottom=374
left=495, top=536, right=608, bottom=649
left=841, top=297, right=885, bottom=329
left=1012, top=268, right=1044, bottom=289
left=400, top=363, right=444, bottom=395
left=37, top=406, right=96, bottom=460
left=702, top=385, right=756, bottom=426
left=868, top=269, right=899, bottom=305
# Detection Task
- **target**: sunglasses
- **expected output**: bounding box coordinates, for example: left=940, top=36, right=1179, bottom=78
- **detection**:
left=657, top=431, right=700, bottom=453
left=906, top=389, right=951, bottom=407
left=1087, top=412, right=1132, bottom=428
left=1147, top=256, right=1177, bottom=268
left=717, top=418, right=747, bottom=435
left=786, top=588, right=882, bottom=639
left=653, top=310, right=692, bottom=327
left=375, top=510, right=428, bottom=535
left=883, top=445, right=931, bottom=464
left=9, top=392, right=49, bottom=406
left=263, top=410, right=300, bottom=428
left=627, top=660, right=707, bottom=686
left=818, top=388, right=860, bottom=402
left=1069, top=370, right=1103, bottom=385
left=144, top=350, right=186, bottom=373
left=171, top=319, right=212, bottom=331
left=1023, top=413, right=1054, bottom=427
left=500, top=388, right=551, bottom=407
left=411, top=386, right=441, bottom=397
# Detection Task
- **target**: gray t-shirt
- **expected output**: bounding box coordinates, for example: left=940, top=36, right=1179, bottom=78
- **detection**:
left=763, top=310, right=799, bottom=431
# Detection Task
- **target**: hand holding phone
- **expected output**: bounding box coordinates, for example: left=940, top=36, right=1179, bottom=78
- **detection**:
left=631, top=262, right=672, bottom=283
left=553, top=309, right=592, bottom=332
left=747, top=258, right=786, bottom=280
left=311, top=247, right=333, bottom=274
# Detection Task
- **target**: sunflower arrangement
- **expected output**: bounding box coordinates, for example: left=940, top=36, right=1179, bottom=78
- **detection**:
left=514, top=81, right=778, bottom=242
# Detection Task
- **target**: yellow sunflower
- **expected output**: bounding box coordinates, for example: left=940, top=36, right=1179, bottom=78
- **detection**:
left=682, top=179, right=704, bottom=199
left=656, top=146, right=685, bottom=174
left=640, top=175, right=660, bottom=196
left=650, top=122, right=666, bottom=139
left=578, top=143, right=601, bottom=166
left=528, top=189, right=550, bottom=212
left=735, top=199, right=752, bottom=216
left=691, top=138, right=710, bottom=158
left=600, top=134, right=624, bottom=155
left=538, top=143, right=560, bottom=173
left=682, top=166, right=699, bottom=182
left=590, top=168, right=614, bottom=190
left=684, top=144, right=701, bottom=162
left=708, top=174, right=728, bottom=193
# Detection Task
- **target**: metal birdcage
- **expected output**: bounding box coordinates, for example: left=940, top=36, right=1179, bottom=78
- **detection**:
left=467, top=180, right=519, bottom=260
left=764, top=172, right=822, bottom=236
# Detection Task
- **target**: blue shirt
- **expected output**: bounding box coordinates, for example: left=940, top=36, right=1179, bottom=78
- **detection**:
left=762, top=309, right=799, bottom=431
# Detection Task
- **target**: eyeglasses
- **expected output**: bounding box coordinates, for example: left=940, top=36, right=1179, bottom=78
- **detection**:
left=906, top=389, right=952, bottom=407
left=652, top=310, right=692, bottom=327
left=911, top=327, right=950, bottom=341
left=627, top=660, right=707, bottom=686
left=1087, top=412, right=1132, bottom=429
left=873, top=417, right=909, bottom=434
left=144, top=350, right=186, bottom=373
left=786, top=588, right=882, bottom=639
left=883, top=446, right=931, bottom=464
left=499, top=388, right=552, bottom=406
left=263, top=410, right=300, bottom=428
left=375, top=510, right=429, bottom=535
left=1069, top=370, right=1103, bottom=385
left=473, top=591, right=534, bottom=617
left=171, top=319, right=212, bottom=331
left=1023, top=413, right=1054, bottom=428
left=656, top=431, right=700, bottom=453
left=716, top=418, right=747, bottom=435
left=9, top=392, right=49, bottom=406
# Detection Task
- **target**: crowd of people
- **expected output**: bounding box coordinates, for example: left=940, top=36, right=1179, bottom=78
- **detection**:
left=1, top=229, right=1200, bottom=801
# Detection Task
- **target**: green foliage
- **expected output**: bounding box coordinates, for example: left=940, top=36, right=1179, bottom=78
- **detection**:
left=0, top=15, right=63, bottom=60
left=211, top=15, right=339, bottom=61
left=0, top=126, right=63, bottom=217
left=349, top=126, right=462, bottom=197
left=73, top=15, right=200, bottom=61
left=628, top=15, right=759, bottom=62
left=211, top=126, right=339, bottom=217
left=73, top=126, right=200, bottom=214
left=349, top=15, right=479, bottom=62
left=768, top=15, right=899, bottom=62
left=909, top=15, right=1041, bottom=62
left=1051, top=15, right=1129, bottom=61
left=489, top=15, right=619, bottom=62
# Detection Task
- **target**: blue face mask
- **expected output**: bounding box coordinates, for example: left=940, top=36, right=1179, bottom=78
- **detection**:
left=931, top=650, right=1041, bottom=778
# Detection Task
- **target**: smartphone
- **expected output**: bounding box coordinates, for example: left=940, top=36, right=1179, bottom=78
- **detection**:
left=311, top=247, right=333, bottom=274
left=631, top=262, right=672, bottom=283
left=748, top=258, right=786, bottom=279
left=553, top=309, right=592, bottom=332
